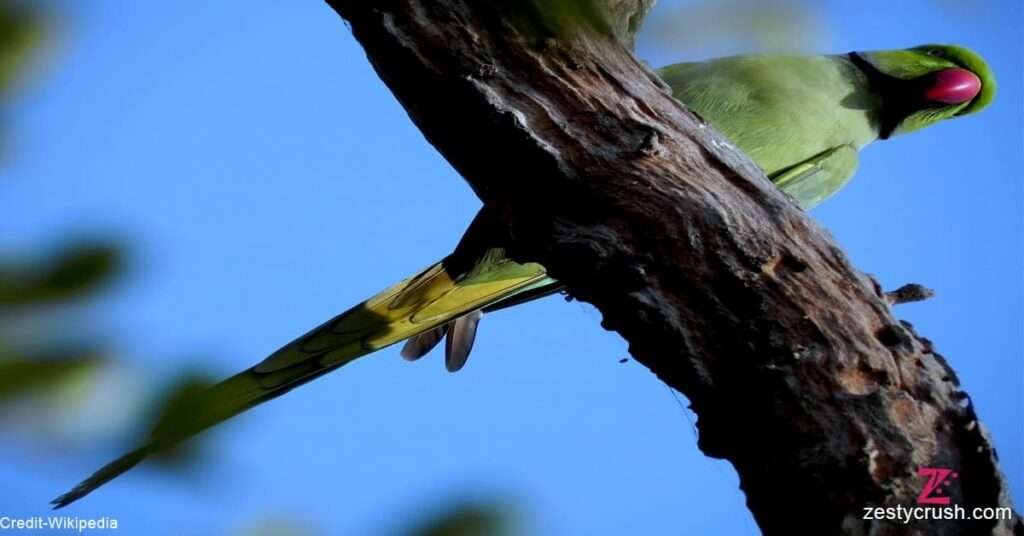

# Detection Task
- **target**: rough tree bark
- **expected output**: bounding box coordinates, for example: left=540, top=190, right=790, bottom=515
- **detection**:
left=324, top=2, right=1020, bottom=534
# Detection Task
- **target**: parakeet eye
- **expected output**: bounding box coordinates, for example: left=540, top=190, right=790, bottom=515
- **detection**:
left=924, top=68, right=981, bottom=104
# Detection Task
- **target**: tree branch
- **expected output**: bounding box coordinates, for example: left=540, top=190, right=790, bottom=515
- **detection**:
left=324, top=2, right=1020, bottom=534
left=885, top=283, right=936, bottom=306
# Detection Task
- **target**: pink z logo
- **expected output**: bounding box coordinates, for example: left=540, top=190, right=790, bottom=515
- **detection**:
left=917, top=467, right=958, bottom=505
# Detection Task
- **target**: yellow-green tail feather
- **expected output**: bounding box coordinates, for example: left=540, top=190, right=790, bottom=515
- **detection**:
left=53, top=253, right=549, bottom=508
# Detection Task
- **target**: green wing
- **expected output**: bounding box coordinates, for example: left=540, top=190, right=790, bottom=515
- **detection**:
left=770, top=144, right=859, bottom=210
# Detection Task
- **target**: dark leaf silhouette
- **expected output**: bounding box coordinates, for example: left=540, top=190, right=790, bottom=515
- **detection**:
left=0, top=242, right=122, bottom=308
left=404, top=502, right=516, bottom=536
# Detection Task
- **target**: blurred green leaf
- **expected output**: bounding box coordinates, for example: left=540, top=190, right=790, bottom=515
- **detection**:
left=405, top=502, right=516, bottom=536
left=143, top=371, right=217, bottom=466
left=0, top=0, right=220, bottom=485
left=644, top=0, right=825, bottom=55
left=0, top=350, right=106, bottom=403
left=0, top=0, right=44, bottom=95
left=0, top=241, right=123, bottom=307
left=234, top=518, right=320, bottom=536
left=0, top=0, right=47, bottom=158
left=525, top=0, right=605, bottom=35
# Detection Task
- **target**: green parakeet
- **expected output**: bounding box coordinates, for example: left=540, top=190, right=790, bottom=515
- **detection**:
left=53, top=44, right=994, bottom=507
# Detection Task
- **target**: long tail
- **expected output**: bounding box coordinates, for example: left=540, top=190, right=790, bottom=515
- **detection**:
left=52, top=254, right=550, bottom=508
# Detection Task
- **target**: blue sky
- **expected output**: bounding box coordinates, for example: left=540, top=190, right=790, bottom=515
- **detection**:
left=1, top=1, right=1020, bottom=534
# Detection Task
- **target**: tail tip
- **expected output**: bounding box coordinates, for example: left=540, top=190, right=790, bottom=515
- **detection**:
left=50, top=491, right=79, bottom=510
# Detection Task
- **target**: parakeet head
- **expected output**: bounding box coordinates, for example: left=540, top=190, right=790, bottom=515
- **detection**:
left=851, top=44, right=995, bottom=138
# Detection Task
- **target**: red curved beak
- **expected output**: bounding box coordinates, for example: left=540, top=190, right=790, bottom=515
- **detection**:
left=924, top=68, right=982, bottom=104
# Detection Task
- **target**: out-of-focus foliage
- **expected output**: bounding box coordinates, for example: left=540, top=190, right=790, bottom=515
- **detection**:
left=0, top=0, right=45, bottom=157
left=0, top=1, right=43, bottom=95
left=401, top=502, right=517, bottom=536
left=0, top=2, right=121, bottom=442
left=527, top=0, right=605, bottom=30
left=524, top=0, right=654, bottom=42
left=0, top=242, right=122, bottom=307
left=231, top=500, right=518, bottom=536
left=234, top=517, right=321, bottom=536
left=142, top=372, right=216, bottom=465
left=643, top=0, right=825, bottom=56
left=0, top=349, right=105, bottom=403
left=0, top=345, right=120, bottom=445
left=0, top=0, right=216, bottom=473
